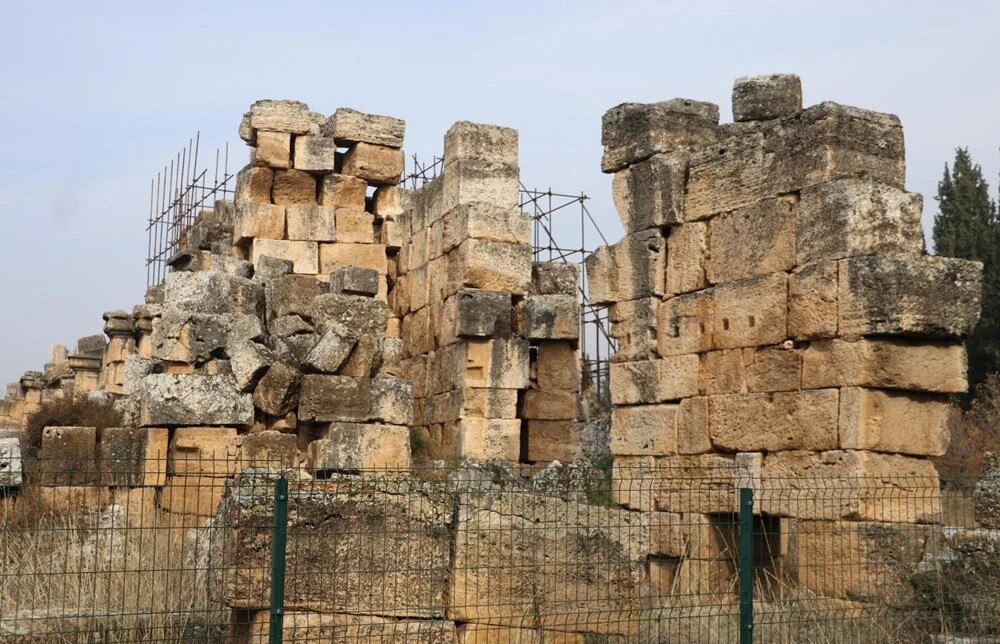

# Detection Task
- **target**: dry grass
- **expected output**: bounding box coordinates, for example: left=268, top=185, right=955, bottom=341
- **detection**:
left=0, top=499, right=226, bottom=643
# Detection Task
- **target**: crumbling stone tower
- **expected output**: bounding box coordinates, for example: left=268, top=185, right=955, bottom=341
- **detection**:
left=588, top=74, right=982, bottom=597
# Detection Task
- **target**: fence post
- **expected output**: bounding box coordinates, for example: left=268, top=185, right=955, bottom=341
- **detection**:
left=268, top=476, right=289, bottom=644
left=738, top=486, right=754, bottom=644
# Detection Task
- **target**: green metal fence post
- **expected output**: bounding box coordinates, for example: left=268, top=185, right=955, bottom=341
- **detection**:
left=268, top=477, right=289, bottom=644
left=738, top=487, right=754, bottom=644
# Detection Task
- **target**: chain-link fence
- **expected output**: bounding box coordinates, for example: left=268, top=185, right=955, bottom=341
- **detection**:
left=0, top=454, right=997, bottom=643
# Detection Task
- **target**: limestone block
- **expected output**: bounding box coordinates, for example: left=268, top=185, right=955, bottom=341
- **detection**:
left=452, top=490, right=646, bottom=634
left=612, top=152, right=687, bottom=231
left=334, top=209, right=376, bottom=244
left=707, top=196, right=796, bottom=284
left=613, top=453, right=749, bottom=514
left=462, top=338, right=530, bottom=389
left=380, top=218, right=404, bottom=251
left=253, top=255, right=294, bottom=281
left=442, top=203, right=531, bottom=251
left=442, top=159, right=519, bottom=213
left=446, top=289, right=512, bottom=339
left=371, top=376, right=413, bottom=425
left=298, top=375, right=372, bottom=422
left=311, top=293, right=389, bottom=339
left=286, top=205, right=336, bottom=241
left=308, top=423, right=410, bottom=472
left=610, top=404, right=679, bottom=456
left=239, top=430, right=299, bottom=469
left=798, top=179, right=924, bottom=264
left=444, top=121, right=518, bottom=165
left=802, top=338, right=967, bottom=393
left=536, top=341, right=579, bottom=392
left=342, top=142, right=404, bottom=186
left=265, top=274, right=323, bottom=322
left=758, top=450, right=941, bottom=522
left=302, top=323, right=354, bottom=373
left=164, top=271, right=264, bottom=317
left=609, top=355, right=699, bottom=405
left=743, top=346, right=802, bottom=393
left=252, top=363, right=301, bottom=417
left=324, top=108, right=405, bottom=148
left=461, top=388, right=518, bottom=419
left=657, top=291, right=713, bottom=357
left=251, top=239, right=319, bottom=274
left=585, top=230, right=666, bottom=304
left=712, top=272, right=787, bottom=349
left=170, top=427, right=238, bottom=477
left=582, top=244, right=616, bottom=305
left=457, top=624, right=583, bottom=644
left=219, top=474, right=452, bottom=616
left=732, top=74, right=802, bottom=121
left=665, top=222, right=708, bottom=295
left=677, top=396, right=711, bottom=454
left=248, top=99, right=312, bottom=134
left=243, top=612, right=455, bottom=644
left=786, top=520, right=930, bottom=601
left=113, top=487, right=158, bottom=527
left=272, top=169, right=317, bottom=205
left=161, top=475, right=224, bottom=517
left=0, top=437, right=22, bottom=488
left=788, top=261, right=839, bottom=340
left=97, top=427, right=168, bottom=487
left=228, top=341, right=275, bottom=392
left=39, top=426, right=96, bottom=486
left=708, top=389, right=839, bottom=452
left=329, top=266, right=380, bottom=297
left=33, top=486, right=111, bottom=513
left=139, top=374, right=253, bottom=427
left=839, top=387, right=951, bottom=456
left=293, top=135, right=337, bottom=171
left=372, top=185, right=406, bottom=219
left=685, top=102, right=905, bottom=219
left=601, top=99, right=719, bottom=173
left=698, top=349, right=746, bottom=395
left=151, top=310, right=232, bottom=363
left=450, top=239, right=532, bottom=294
left=525, top=420, right=582, bottom=462
left=318, top=243, right=387, bottom=298
left=531, top=262, right=578, bottom=296
left=515, top=295, right=579, bottom=340
left=974, top=452, right=1000, bottom=528
left=522, top=389, right=577, bottom=420
left=319, top=173, right=367, bottom=210
left=253, top=130, right=291, bottom=169
left=235, top=166, right=274, bottom=205
left=838, top=254, right=982, bottom=338
left=457, top=418, right=521, bottom=460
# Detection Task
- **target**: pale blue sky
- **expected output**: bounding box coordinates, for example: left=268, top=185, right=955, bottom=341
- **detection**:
left=2, top=1, right=999, bottom=384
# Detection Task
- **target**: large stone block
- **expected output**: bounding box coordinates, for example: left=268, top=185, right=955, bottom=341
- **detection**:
left=254, top=130, right=291, bottom=168
left=522, top=389, right=577, bottom=420
left=450, top=239, right=532, bottom=295
left=218, top=475, right=452, bottom=616
left=802, top=338, right=967, bottom=393
left=584, top=230, right=666, bottom=305
left=311, top=293, right=389, bottom=339
left=677, top=396, right=711, bottom=454
left=272, top=169, right=317, bottom=205
left=838, top=255, right=982, bottom=338
left=241, top=611, right=456, bottom=644
left=324, top=108, right=406, bottom=148
left=441, top=203, right=531, bottom=251
left=318, top=243, right=387, bottom=299
left=536, top=341, right=579, bottom=392
left=515, top=295, right=579, bottom=340
left=39, top=426, right=96, bottom=486
left=293, top=135, right=337, bottom=171
left=342, top=142, right=404, bottom=186
left=139, top=374, right=253, bottom=427
left=335, top=209, right=377, bottom=244
left=247, top=99, right=312, bottom=134
left=798, top=179, right=924, bottom=264
left=239, top=431, right=299, bottom=468
left=308, top=423, right=410, bottom=472
left=444, top=121, right=518, bottom=165
left=234, top=166, right=274, bottom=206
left=0, top=437, right=22, bottom=488
left=601, top=99, right=719, bottom=173
left=732, top=74, right=802, bottom=122
left=329, top=267, right=380, bottom=297
left=252, top=363, right=301, bottom=417
left=251, top=239, right=319, bottom=275
left=442, top=160, right=520, bottom=215
left=164, top=271, right=263, bottom=317
left=161, top=475, right=225, bottom=517
left=612, top=453, right=758, bottom=514
left=286, top=205, right=336, bottom=242
left=758, top=450, right=941, bottom=522
left=657, top=291, right=713, bottom=357
left=531, top=262, right=578, bottom=296
left=839, top=387, right=951, bottom=456
left=610, top=403, right=679, bottom=456
left=699, top=346, right=801, bottom=395
left=265, top=274, right=323, bottom=321
left=97, top=427, right=168, bottom=487
left=298, top=375, right=373, bottom=422
left=712, top=272, right=787, bottom=349
left=445, top=289, right=512, bottom=339
left=611, top=152, right=687, bottom=231
left=151, top=310, right=232, bottom=363
left=609, top=355, right=699, bottom=405
left=452, top=490, right=647, bottom=634
left=170, top=427, right=238, bottom=477
left=525, top=420, right=582, bottom=462
left=462, top=338, right=530, bottom=389
left=665, top=222, right=708, bottom=295
left=456, top=418, right=521, bottom=460
left=707, top=195, right=796, bottom=284
left=788, top=261, right=839, bottom=340
left=319, top=173, right=367, bottom=210
left=708, top=389, right=839, bottom=452
left=609, top=297, right=658, bottom=362
left=302, top=324, right=354, bottom=373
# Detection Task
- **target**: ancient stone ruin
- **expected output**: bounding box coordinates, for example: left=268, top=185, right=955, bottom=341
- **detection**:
left=0, top=74, right=996, bottom=642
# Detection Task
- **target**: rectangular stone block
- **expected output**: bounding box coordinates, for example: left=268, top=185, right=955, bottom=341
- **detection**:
left=234, top=204, right=285, bottom=245
left=601, top=99, right=719, bottom=173
left=335, top=209, right=377, bottom=244
left=39, top=426, right=96, bottom=486
left=324, top=108, right=406, bottom=148
left=758, top=450, right=941, bottom=522
left=665, top=222, right=708, bottom=295
left=610, top=355, right=699, bottom=405
left=838, top=255, right=982, bottom=338
left=254, top=130, right=291, bottom=168
left=839, top=387, right=951, bottom=456
left=657, top=291, right=713, bottom=357
left=444, top=289, right=512, bottom=339
left=286, top=205, right=336, bottom=242
left=802, top=338, right=967, bottom=393
left=98, top=427, right=168, bottom=487
left=536, top=341, right=579, bottom=392
left=265, top=274, right=323, bottom=321
left=139, top=374, right=253, bottom=427
left=732, top=74, right=802, bottom=121
left=0, top=437, right=22, bottom=488
left=272, top=169, right=317, bottom=205
left=677, top=396, right=711, bottom=454
left=308, top=423, right=410, bottom=472
left=342, top=142, right=404, bottom=186
left=450, top=239, right=532, bottom=294
left=248, top=99, right=312, bottom=134
left=531, top=262, right=578, bottom=296
left=515, top=295, right=579, bottom=340
left=522, top=389, right=577, bottom=420
left=525, top=420, right=582, bottom=462
left=708, top=389, right=839, bottom=452
left=743, top=346, right=802, bottom=393
left=329, top=266, right=380, bottom=297
left=457, top=418, right=521, bottom=460
left=298, top=375, right=373, bottom=423
left=442, top=158, right=519, bottom=214
left=239, top=430, right=299, bottom=468
left=457, top=624, right=583, bottom=644
left=712, top=272, right=787, bottom=349
left=798, top=179, right=924, bottom=265
left=161, top=475, right=225, bottom=517
left=33, top=486, right=111, bottom=513
left=610, top=404, right=678, bottom=456
left=707, top=195, right=796, bottom=284
left=170, top=427, right=238, bottom=477
left=243, top=612, right=456, bottom=644
left=442, top=203, right=531, bottom=251
left=444, top=121, right=518, bottom=165
left=319, top=243, right=387, bottom=300
left=612, top=453, right=754, bottom=514
left=460, top=388, right=518, bottom=419
left=235, top=165, right=274, bottom=205
left=319, top=173, right=367, bottom=210
left=293, top=135, right=337, bottom=171
left=251, top=239, right=318, bottom=275
left=612, top=152, right=687, bottom=231
left=463, top=338, right=530, bottom=389
left=788, top=261, right=838, bottom=340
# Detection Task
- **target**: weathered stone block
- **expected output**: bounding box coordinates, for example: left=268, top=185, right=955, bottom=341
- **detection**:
left=248, top=99, right=312, bottom=134
left=462, top=338, right=530, bottom=389
left=253, top=254, right=294, bottom=281
left=609, top=297, right=659, bottom=362
left=802, top=338, right=967, bottom=393
left=798, top=179, right=924, bottom=264
left=584, top=230, right=666, bottom=305
left=612, top=152, right=687, bottom=231
left=371, top=376, right=413, bottom=425
left=235, top=166, right=274, bottom=205
left=170, top=427, right=237, bottom=477
left=151, top=310, right=232, bottom=363
left=254, top=130, right=291, bottom=168
left=97, top=427, right=168, bottom=487
left=712, top=272, right=787, bottom=349
left=164, top=271, right=263, bottom=317
left=531, top=262, right=578, bottom=296
left=657, top=291, right=713, bottom=357
left=240, top=430, right=299, bottom=468
left=839, top=387, right=951, bottom=456
left=324, top=108, right=406, bottom=148
left=610, top=404, right=678, bottom=456
left=456, top=418, right=521, bottom=460
left=974, top=452, right=1000, bottom=528
left=601, top=99, right=719, bottom=173
left=319, top=173, right=367, bottom=210
left=298, top=375, right=373, bottom=422
left=677, top=396, right=711, bottom=454
left=515, top=295, right=579, bottom=340
left=444, top=121, right=518, bottom=165
left=0, top=437, right=23, bottom=488
left=373, top=185, right=406, bottom=219
left=536, top=341, right=579, bottom=392
left=272, top=169, right=317, bottom=205
left=251, top=239, right=319, bottom=275
left=286, top=205, right=336, bottom=242
left=698, top=349, right=747, bottom=395
left=265, top=274, right=323, bottom=322
left=743, top=346, right=802, bottom=393
left=329, top=267, right=380, bottom=297
left=707, top=195, right=796, bottom=284
left=161, top=475, right=225, bottom=516
left=342, top=142, right=404, bottom=186
left=665, top=222, right=708, bottom=295
left=318, top=243, right=387, bottom=299
left=39, top=426, right=96, bottom=486
left=308, top=423, right=410, bottom=472
left=311, top=294, right=389, bottom=339
left=139, top=374, right=253, bottom=427
left=252, top=363, right=301, bottom=417
left=788, top=261, right=839, bottom=340
left=708, top=389, right=839, bottom=452
left=450, top=239, right=532, bottom=294
left=442, top=159, right=520, bottom=214
left=228, top=341, right=275, bottom=392
left=441, top=203, right=531, bottom=251
left=525, top=420, right=582, bottom=462
left=301, top=323, right=353, bottom=373
left=522, top=389, right=577, bottom=420
left=293, top=135, right=337, bottom=171
left=732, top=74, right=802, bottom=122
left=609, top=355, right=699, bottom=405
left=241, top=611, right=456, bottom=644
left=838, top=254, right=982, bottom=338
left=335, top=209, right=377, bottom=244
left=445, top=289, right=512, bottom=339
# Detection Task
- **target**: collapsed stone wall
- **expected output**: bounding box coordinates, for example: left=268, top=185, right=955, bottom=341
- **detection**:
left=588, top=74, right=983, bottom=602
